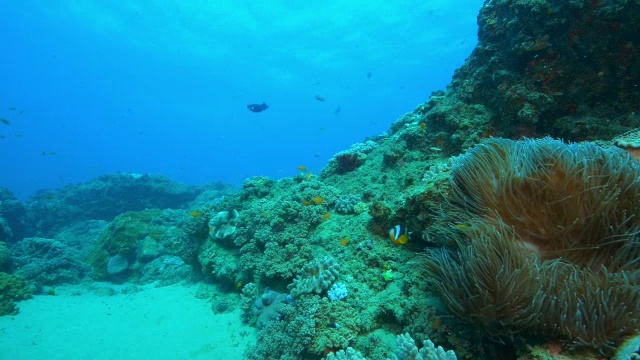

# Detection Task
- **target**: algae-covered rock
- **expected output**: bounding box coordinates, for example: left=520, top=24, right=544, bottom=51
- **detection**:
left=87, top=208, right=202, bottom=281
left=0, top=272, right=31, bottom=316
left=106, top=254, right=129, bottom=275
left=416, top=0, right=640, bottom=153
left=136, top=236, right=162, bottom=262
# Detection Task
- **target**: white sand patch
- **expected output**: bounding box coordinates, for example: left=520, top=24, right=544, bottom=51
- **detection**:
left=0, top=283, right=255, bottom=360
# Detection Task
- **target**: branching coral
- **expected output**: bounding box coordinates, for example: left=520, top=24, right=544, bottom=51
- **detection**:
left=424, top=137, right=640, bottom=351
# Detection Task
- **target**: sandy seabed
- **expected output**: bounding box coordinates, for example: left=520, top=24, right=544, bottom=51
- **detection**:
left=0, top=282, right=255, bottom=360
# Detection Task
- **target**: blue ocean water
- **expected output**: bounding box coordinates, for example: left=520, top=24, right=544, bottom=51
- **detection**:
left=0, top=1, right=483, bottom=200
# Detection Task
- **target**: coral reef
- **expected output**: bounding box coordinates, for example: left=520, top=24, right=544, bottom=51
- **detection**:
left=241, top=176, right=276, bottom=200
left=244, top=296, right=318, bottom=360
left=0, top=187, right=26, bottom=242
left=0, top=241, right=11, bottom=271
left=0, top=272, right=31, bottom=316
left=412, top=0, right=640, bottom=154
left=12, top=237, right=89, bottom=286
left=288, top=257, right=340, bottom=298
left=22, top=173, right=217, bottom=238
left=2, top=1, right=638, bottom=359
left=388, top=333, right=457, bottom=360
left=323, top=141, right=379, bottom=176
left=326, top=347, right=367, bottom=360
left=86, top=208, right=204, bottom=281
left=327, top=282, right=348, bottom=302
left=334, top=195, right=361, bottom=215
left=137, top=255, right=194, bottom=286
left=252, top=289, right=291, bottom=329
left=614, top=128, right=640, bottom=159
left=424, top=137, right=640, bottom=351
left=325, top=333, right=457, bottom=360
left=208, top=209, right=240, bottom=240
left=0, top=217, right=12, bottom=244
left=53, top=220, right=108, bottom=259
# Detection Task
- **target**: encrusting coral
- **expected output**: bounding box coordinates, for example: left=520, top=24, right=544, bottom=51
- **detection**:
left=424, top=137, right=640, bottom=351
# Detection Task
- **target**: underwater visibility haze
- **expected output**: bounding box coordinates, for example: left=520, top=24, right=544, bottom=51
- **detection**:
left=0, top=1, right=480, bottom=199
left=2, top=1, right=640, bottom=360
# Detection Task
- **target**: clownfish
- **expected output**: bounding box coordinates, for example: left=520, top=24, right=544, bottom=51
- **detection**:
left=389, top=225, right=409, bottom=245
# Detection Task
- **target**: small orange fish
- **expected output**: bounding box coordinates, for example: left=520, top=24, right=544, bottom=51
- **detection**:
left=419, top=122, right=426, bottom=129
left=322, top=212, right=331, bottom=221
left=302, top=200, right=312, bottom=206
left=311, top=196, right=324, bottom=205
left=297, top=165, right=307, bottom=172
left=305, top=170, right=313, bottom=180
left=189, top=211, right=203, bottom=217
left=236, top=281, right=243, bottom=289
left=339, top=237, right=350, bottom=246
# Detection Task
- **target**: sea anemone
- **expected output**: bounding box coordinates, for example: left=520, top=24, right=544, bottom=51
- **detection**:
left=424, top=137, right=640, bottom=351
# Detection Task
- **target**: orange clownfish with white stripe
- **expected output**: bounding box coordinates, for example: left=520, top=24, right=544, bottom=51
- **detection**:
left=389, top=225, right=409, bottom=245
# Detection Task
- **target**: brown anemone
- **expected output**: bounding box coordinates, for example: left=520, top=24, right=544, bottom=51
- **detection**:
left=424, top=137, right=640, bottom=350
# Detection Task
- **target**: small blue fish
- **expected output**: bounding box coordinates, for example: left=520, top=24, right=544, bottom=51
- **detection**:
left=247, top=102, right=269, bottom=113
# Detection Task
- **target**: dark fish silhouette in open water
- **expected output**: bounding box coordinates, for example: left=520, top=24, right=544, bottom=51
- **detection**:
left=247, top=102, right=269, bottom=113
